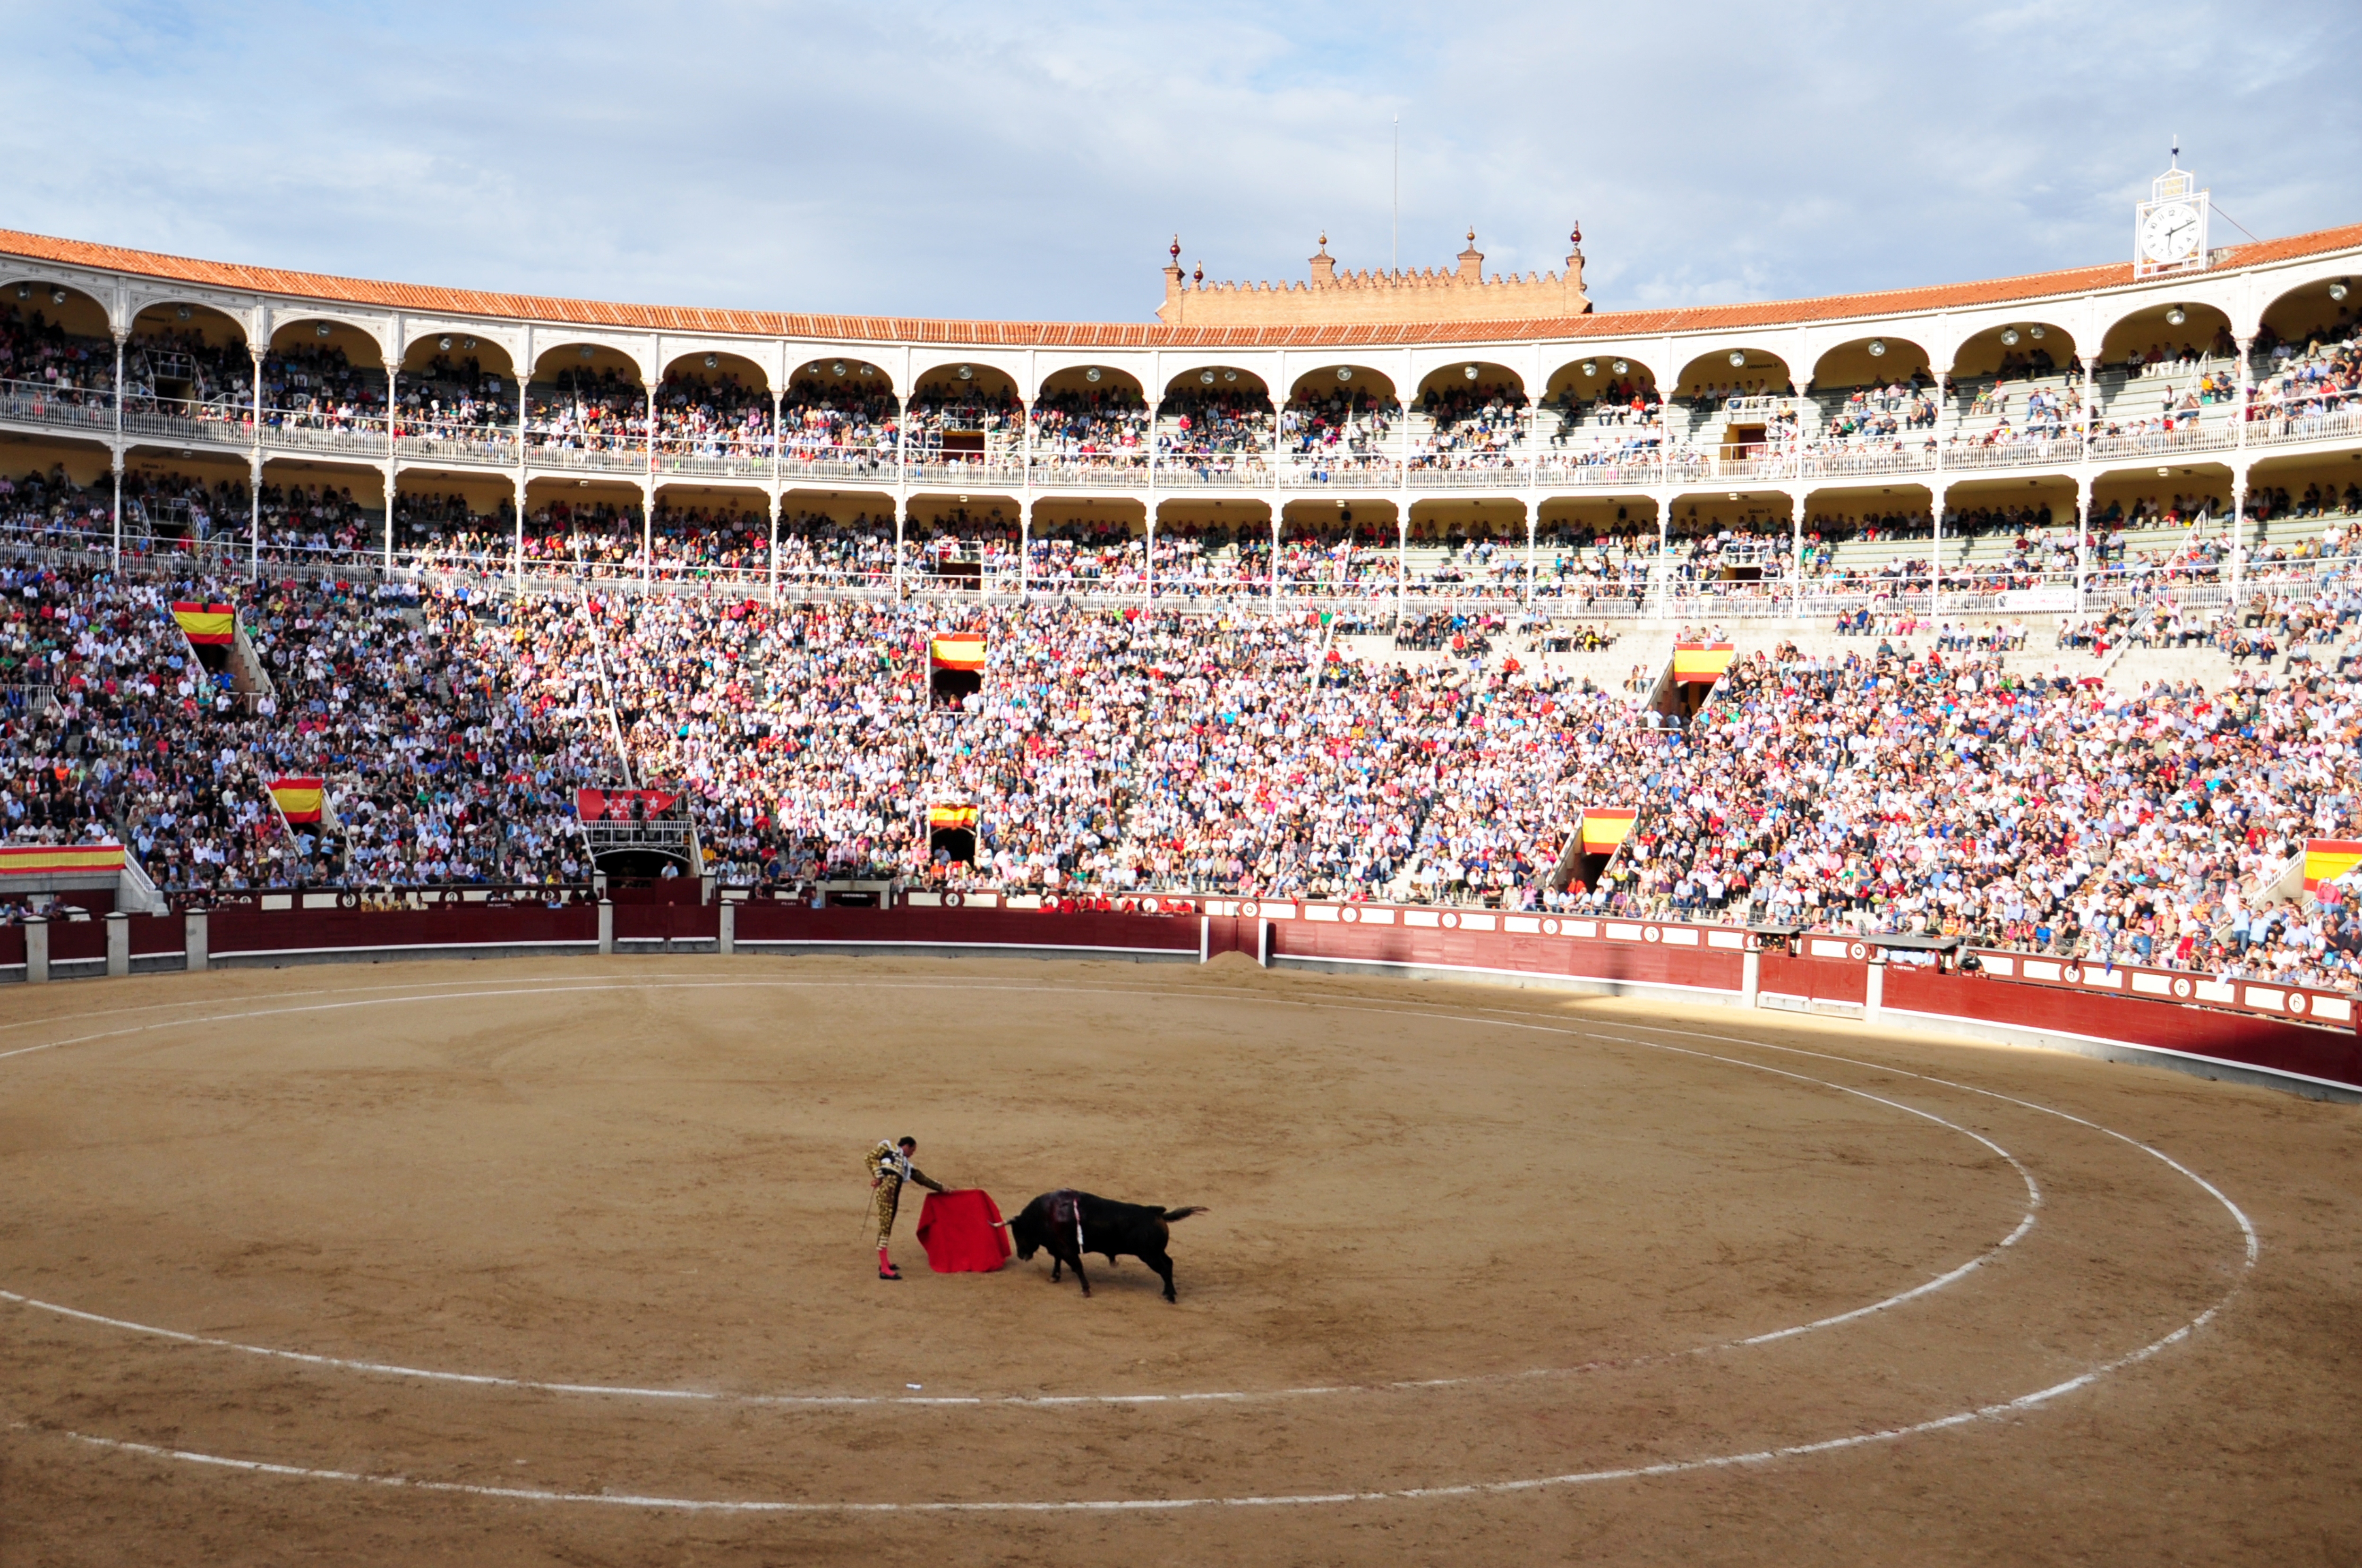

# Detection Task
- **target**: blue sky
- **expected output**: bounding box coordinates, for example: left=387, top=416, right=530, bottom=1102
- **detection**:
left=5, top=2, right=2356, bottom=323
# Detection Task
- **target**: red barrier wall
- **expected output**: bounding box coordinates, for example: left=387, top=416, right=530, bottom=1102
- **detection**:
left=5, top=900, right=2350, bottom=1094
left=1883, top=965, right=2362, bottom=1090
left=209, top=904, right=599, bottom=955
left=733, top=903, right=1198, bottom=954
left=615, top=903, right=717, bottom=943
left=129, top=913, right=186, bottom=956
left=1759, top=951, right=1869, bottom=1007
left=1275, top=919, right=1746, bottom=994
left=45, top=920, right=107, bottom=963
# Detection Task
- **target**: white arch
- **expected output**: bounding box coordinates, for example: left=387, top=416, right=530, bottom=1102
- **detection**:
left=1540, top=347, right=1664, bottom=392
left=904, top=352, right=1028, bottom=398
left=1030, top=349, right=1159, bottom=394
left=1670, top=341, right=1798, bottom=390
left=525, top=332, right=657, bottom=384
left=1282, top=360, right=1402, bottom=402
left=267, top=310, right=398, bottom=362
left=657, top=335, right=785, bottom=389
left=397, top=321, right=529, bottom=373
left=124, top=290, right=259, bottom=346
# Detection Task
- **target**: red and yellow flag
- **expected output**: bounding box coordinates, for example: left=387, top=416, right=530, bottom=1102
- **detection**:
left=1671, top=643, right=1735, bottom=684
left=270, top=777, right=325, bottom=824
left=928, top=803, right=978, bottom=829
left=1578, top=809, right=1637, bottom=852
left=0, top=843, right=125, bottom=875
left=171, top=602, right=236, bottom=645
left=2303, top=838, right=2362, bottom=892
left=929, top=634, right=985, bottom=672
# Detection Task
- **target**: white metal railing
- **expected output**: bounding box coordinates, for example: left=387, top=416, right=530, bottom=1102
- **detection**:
left=120, top=397, right=251, bottom=444
left=262, top=414, right=391, bottom=455
left=1940, top=437, right=2085, bottom=472
left=398, top=429, right=520, bottom=463
left=2088, top=424, right=2238, bottom=460
left=2246, top=403, right=2362, bottom=449
left=1798, top=447, right=1938, bottom=479
left=0, top=378, right=116, bottom=433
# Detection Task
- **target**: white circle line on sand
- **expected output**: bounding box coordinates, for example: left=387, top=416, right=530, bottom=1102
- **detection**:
left=38, top=1287, right=2242, bottom=1513
left=0, top=984, right=2040, bottom=1408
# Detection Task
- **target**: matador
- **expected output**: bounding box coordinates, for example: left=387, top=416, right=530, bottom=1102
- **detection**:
left=866, top=1135, right=944, bottom=1280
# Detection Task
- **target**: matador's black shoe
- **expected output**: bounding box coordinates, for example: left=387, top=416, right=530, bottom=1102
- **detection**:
left=878, top=1264, right=903, bottom=1280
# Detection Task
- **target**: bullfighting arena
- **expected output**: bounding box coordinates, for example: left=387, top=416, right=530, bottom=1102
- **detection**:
left=1, top=954, right=2356, bottom=1566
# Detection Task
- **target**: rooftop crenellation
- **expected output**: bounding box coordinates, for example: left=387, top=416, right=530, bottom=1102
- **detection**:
left=1156, top=227, right=1592, bottom=327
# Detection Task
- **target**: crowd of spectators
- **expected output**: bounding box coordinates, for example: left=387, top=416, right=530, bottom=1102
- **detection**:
left=0, top=307, right=114, bottom=406
left=1576, top=639, right=2362, bottom=990
left=7, top=536, right=2362, bottom=991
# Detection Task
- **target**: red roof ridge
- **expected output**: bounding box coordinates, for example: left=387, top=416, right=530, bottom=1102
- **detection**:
left=0, top=221, right=2357, bottom=347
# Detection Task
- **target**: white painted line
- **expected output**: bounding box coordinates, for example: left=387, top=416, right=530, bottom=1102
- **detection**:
left=39, top=1293, right=2243, bottom=1512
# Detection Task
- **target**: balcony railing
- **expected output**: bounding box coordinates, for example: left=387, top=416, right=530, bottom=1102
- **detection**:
left=2089, top=424, right=2237, bottom=460
left=2246, top=403, right=2362, bottom=449
left=0, top=378, right=116, bottom=434
left=1940, top=437, right=2084, bottom=472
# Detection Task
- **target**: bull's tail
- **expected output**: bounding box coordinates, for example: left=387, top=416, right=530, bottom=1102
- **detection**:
left=1162, top=1206, right=1208, bottom=1223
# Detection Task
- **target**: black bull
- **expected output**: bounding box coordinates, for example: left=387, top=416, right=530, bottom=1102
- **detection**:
left=1009, top=1190, right=1207, bottom=1301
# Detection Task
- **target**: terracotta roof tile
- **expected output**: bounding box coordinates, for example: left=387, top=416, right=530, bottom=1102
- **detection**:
left=1, top=222, right=2357, bottom=347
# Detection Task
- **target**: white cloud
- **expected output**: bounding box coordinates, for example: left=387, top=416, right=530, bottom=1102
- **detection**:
left=0, top=1, right=2353, bottom=321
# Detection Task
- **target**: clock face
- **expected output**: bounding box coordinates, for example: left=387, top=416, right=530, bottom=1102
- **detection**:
left=2140, top=202, right=2201, bottom=262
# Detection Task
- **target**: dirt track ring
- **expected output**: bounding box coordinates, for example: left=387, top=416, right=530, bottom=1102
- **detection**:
left=0, top=971, right=2258, bottom=1515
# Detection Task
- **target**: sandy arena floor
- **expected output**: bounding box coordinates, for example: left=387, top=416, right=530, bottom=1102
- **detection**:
left=0, top=954, right=2355, bottom=1566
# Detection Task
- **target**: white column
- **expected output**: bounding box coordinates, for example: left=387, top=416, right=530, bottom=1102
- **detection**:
left=516, top=365, right=531, bottom=544
left=769, top=383, right=784, bottom=605
left=248, top=344, right=265, bottom=580
left=1144, top=503, right=1156, bottom=607
left=2080, top=353, right=2097, bottom=461
left=1018, top=497, right=1031, bottom=602
left=894, top=393, right=910, bottom=596
left=2074, top=476, right=2093, bottom=620
left=642, top=379, right=658, bottom=585
left=1654, top=495, right=1670, bottom=621
left=2235, top=334, right=2253, bottom=452
left=1523, top=496, right=1537, bottom=607
left=111, top=331, right=125, bottom=567
left=1270, top=511, right=1282, bottom=605
left=1392, top=506, right=1407, bottom=629
left=1929, top=481, right=1947, bottom=621
left=2230, top=465, right=2247, bottom=609
left=1791, top=490, right=1806, bottom=622
left=512, top=474, right=527, bottom=588
left=384, top=355, right=400, bottom=569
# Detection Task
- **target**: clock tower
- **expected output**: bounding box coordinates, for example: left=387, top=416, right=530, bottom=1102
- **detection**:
left=2134, top=144, right=2211, bottom=279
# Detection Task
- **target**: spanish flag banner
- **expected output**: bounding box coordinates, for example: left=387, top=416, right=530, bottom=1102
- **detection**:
left=929, top=634, right=986, bottom=672
left=171, top=602, right=237, bottom=645
left=0, top=843, right=126, bottom=875
left=1578, top=808, right=1637, bottom=852
left=2303, top=838, right=2362, bottom=892
left=1671, top=643, right=1735, bottom=684
left=270, top=777, right=325, bottom=824
left=928, top=803, right=978, bottom=829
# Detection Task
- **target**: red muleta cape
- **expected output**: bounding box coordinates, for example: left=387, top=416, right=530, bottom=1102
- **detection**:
left=916, top=1189, right=1011, bottom=1273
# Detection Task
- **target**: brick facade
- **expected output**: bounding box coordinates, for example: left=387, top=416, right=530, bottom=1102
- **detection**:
left=1156, top=231, right=1591, bottom=329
